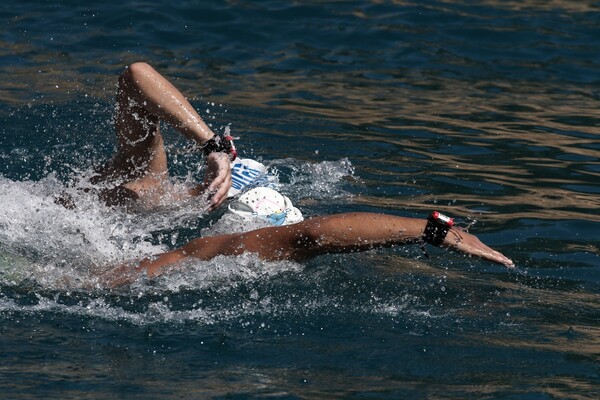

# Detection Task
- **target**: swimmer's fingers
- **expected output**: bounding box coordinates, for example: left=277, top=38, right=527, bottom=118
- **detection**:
left=206, top=171, right=231, bottom=211
left=443, top=228, right=515, bottom=268
left=203, top=152, right=232, bottom=211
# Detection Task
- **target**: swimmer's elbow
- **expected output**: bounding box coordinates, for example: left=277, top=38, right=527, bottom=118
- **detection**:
left=126, top=61, right=154, bottom=77
left=181, top=237, right=211, bottom=260
left=287, top=223, right=326, bottom=260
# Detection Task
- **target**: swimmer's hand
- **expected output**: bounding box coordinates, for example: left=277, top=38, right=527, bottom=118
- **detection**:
left=204, top=152, right=232, bottom=210
left=442, top=228, right=514, bottom=268
left=190, top=152, right=231, bottom=211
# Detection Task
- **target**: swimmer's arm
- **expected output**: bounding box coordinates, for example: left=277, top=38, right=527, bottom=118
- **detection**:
left=100, top=231, right=245, bottom=287
left=186, top=152, right=232, bottom=211
left=141, top=235, right=232, bottom=278
left=140, top=213, right=513, bottom=279
left=124, top=62, right=214, bottom=143
left=123, top=62, right=231, bottom=210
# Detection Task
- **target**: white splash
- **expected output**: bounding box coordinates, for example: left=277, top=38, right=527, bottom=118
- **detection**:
left=0, top=157, right=356, bottom=323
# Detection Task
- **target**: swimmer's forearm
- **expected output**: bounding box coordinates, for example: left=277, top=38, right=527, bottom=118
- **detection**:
left=124, top=62, right=215, bottom=144
left=298, top=213, right=425, bottom=254
left=299, top=213, right=513, bottom=267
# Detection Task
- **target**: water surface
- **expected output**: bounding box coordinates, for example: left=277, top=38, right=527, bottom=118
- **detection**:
left=1, top=1, right=599, bottom=398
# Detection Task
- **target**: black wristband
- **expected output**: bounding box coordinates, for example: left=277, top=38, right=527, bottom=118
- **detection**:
left=200, top=135, right=237, bottom=161
left=201, top=136, right=220, bottom=156
left=422, top=211, right=454, bottom=246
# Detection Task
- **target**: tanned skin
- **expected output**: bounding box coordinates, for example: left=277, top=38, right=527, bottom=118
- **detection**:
left=92, top=62, right=231, bottom=211
left=88, top=63, right=513, bottom=287
left=101, top=213, right=514, bottom=287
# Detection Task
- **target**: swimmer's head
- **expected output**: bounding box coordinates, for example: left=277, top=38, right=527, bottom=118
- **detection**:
left=227, top=187, right=303, bottom=226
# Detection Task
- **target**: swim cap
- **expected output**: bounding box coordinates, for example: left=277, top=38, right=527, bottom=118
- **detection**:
left=227, top=187, right=304, bottom=226
left=227, top=158, right=270, bottom=198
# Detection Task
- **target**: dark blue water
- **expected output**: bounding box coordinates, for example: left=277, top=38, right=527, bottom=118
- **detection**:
left=1, top=1, right=599, bottom=398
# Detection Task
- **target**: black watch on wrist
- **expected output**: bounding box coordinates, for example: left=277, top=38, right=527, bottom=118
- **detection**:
left=201, top=134, right=237, bottom=161
left=422, top=211, right=454, bottom=246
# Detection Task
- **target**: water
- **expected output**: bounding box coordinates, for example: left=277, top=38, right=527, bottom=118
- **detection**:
left=1, top=1, right=599, bottom=398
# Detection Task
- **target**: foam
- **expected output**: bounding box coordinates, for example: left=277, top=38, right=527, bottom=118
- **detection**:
left=0, top=157, right=356, bottom=323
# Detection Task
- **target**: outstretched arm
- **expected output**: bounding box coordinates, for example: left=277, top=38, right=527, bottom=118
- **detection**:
left=101, top=213, right=513, bottom=286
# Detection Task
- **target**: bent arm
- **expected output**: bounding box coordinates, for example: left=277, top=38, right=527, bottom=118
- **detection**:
left=121, top=62, right=232, bottom=209
left=140, top=212, right=513, bottom=279
left=123, top=62, right=215, bottom=144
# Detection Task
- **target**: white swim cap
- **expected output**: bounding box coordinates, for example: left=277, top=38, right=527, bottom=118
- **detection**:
left=227, top=187, right=304, bottom=226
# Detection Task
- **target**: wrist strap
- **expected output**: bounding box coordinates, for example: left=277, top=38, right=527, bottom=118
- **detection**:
left=422, top=211, right=454, bottom=246
left=201, top=135, right=237, bottom=161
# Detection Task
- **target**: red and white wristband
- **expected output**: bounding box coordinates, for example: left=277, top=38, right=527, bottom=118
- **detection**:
left=422, top=211, right=454, bottom=246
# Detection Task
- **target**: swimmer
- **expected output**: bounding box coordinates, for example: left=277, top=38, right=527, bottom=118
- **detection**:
left=101, top=187, right=514, bottom=287
left=77, top=62, right=512, bottom=287
left=88, top=62, right=235, bottom=211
